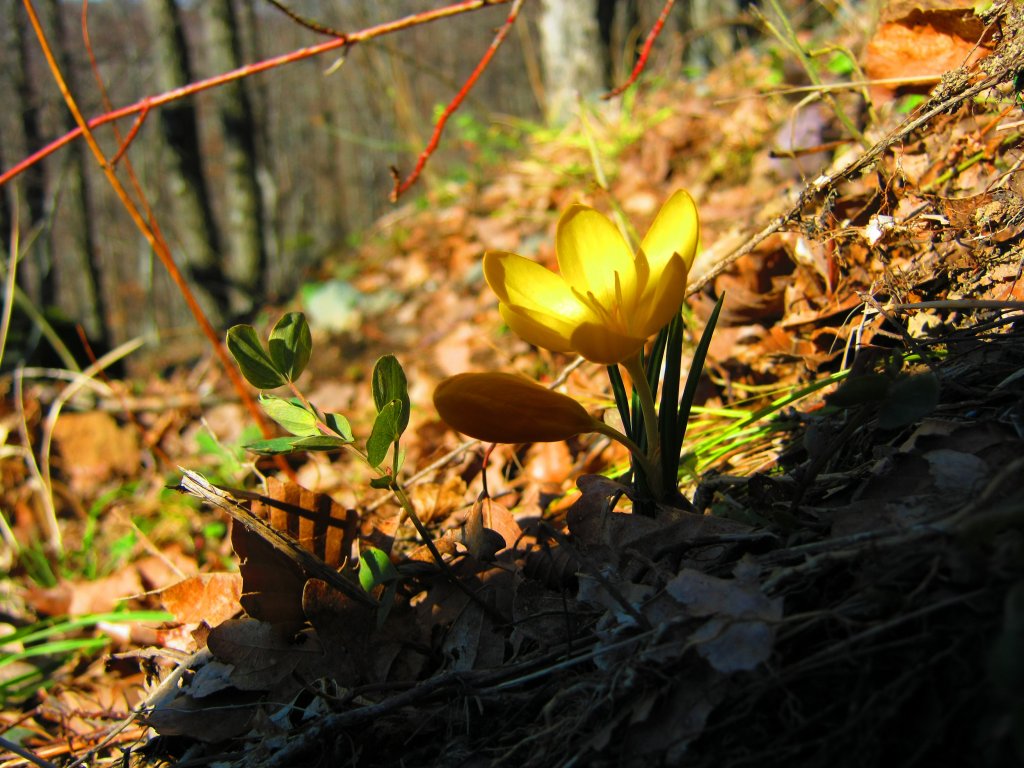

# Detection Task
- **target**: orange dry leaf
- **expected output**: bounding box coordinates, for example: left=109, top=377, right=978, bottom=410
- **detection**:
left=863, top=0, right=995, bottom=101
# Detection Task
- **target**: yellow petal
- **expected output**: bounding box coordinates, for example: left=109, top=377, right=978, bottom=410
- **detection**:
left=570, top=322, right=648, bottom=365
left=633, top=252, right=688, bottom=338
left=638, top=189, right=700, bottom=277
left=485, top=251, right=590, bottom=323
left=433, top=372, right=596, bottom=443
left=556, top=206, right=637, bottom=305
left=499, top=304, right=576, bottom=354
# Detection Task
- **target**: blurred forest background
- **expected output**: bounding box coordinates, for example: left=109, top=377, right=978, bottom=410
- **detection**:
left=0, top=0, right=759, bottom=364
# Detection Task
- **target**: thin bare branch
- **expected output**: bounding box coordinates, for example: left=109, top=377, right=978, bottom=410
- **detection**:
left=390, top=0, right=525, bottom=200
left=604, top=0, right=676, bottom=99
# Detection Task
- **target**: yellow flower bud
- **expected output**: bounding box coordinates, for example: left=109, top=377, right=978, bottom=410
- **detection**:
left=433, top=372, right=597, bottom=443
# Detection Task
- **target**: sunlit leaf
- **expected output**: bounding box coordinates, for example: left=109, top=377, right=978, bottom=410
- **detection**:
left=268, top=312, right=312, bottom=382
left=366, top=399, right=403, bottom=468
left=359, top=547, right=398, bottom=593
left=324, top=412, right=354, bottom=441
left=291, top=435, right=351, bottom=451
left=226, top=325, right=287, bottom=389
left=243, top=436, right=305, bottom=455
left=372, top=355, right=410, bottom=435
left=259, top=395, right=319, bottom=437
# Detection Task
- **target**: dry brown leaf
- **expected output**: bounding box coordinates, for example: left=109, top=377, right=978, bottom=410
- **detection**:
left=231, top=520, right=308, bottom=627
left=863, top=0, right=994, bottom=101
left=24, top=567, right=145, bottom=617
left=664, top=568, right=782, bottom=673
left=155, top=573, right=243, bottom=626
left=407, top=475, right=467, bottom=526
left=251, top=476, right=360, bottom=568
left=441, top=599, right=504, bottom=671
left=144, top=690, right=260, bottom=741
left=302, top=579, right=428, bottom=684
left=205, top=619, right=322, bottom=692
left=51, top=411, right=140, bottom=495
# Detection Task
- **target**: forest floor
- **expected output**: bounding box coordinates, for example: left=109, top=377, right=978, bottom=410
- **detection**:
left=3, top=3, right=1024, bottom=767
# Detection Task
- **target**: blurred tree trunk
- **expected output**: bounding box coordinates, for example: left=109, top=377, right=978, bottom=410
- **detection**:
left=10, top=1, right=51, bottom=310
left=681, top=0, right=745, bottom=71
left=202, top=0, right=266, bottom=318
left=40, top=0, right=109, bottom=345
left=0, top=140, right=9, bottom=262
left=143, top=0, right=228, bottom=326
left=597, top=0, right=639, bottom=86
left=538, top=0, right=605, bottom=124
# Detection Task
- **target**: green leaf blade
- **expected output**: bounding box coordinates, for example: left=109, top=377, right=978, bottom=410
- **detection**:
left=359, top=547, right=399, bottom=593
left=324, top=412, right=354, bottom=442
left=371, top=355, right=410, bottom=436
left=226, top=325, right=287, bottom=390
left=366, top=399, right=402, bottom=468
left=268, top=312, right=313, bottom=382
left=259, top=395, right=319, bottom=437
left=291, top=435, right=351, bottom=451
left=243, top=436, right=305, bottom=455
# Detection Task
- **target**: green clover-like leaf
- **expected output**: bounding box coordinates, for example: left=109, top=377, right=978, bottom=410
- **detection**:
left=226, top=325, right=287, bottom=390
left=366, top=399, right=403, bottom=468
left=291, top=435, right=351, bottom=451
left=324, top=412, right=354, bottom=442
left=371, top=355, right=410, bottom=436
left=243, top=436, right=306, bottom=455
left=268, top=312, right=313, bottom=382
left=259, top=395, right=319, bottom=437
left=359, top=547, right=398, bottom=593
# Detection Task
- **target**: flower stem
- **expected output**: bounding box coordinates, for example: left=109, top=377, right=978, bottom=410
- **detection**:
left=623, top=355, right=661, bottom=459
left=621, top=354, right=664, bottom=496
left=593, top=421, right=663, bottom=487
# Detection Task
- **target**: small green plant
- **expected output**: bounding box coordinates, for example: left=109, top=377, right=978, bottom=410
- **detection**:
left=0, top=610, right=172, bottom=707
left=223, top=312, right=455, bottom=613
left=194, top=423, right=263, bottom=486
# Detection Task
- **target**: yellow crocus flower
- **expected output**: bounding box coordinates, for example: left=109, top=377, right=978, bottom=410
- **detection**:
left=483, top=190, right=699, bottom=365
left=433, top=372, right=598, bottom=443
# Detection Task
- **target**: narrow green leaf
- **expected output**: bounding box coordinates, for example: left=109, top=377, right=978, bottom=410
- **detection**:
left=369, top=475, right=393, bottom=489
left=226, top=325, right=287, bottom=389
left=243, top=436, right=305, bottom=455
left=259, top=395, right=319, bottom=437
left=607, top=363, right=636, bottom=483
left=607, top=364, right=632, bottom=440
left=676, top=293, right=725, bottom=458
left=291, top=435, right=351, bottom=451
left=371, top=355, right=410, bottom=435
left=366, top=399, right=402, bottom=467
left=645, top=322, right=670, bottom=402
left=359, top=547, right=398, bottom=592
left=268, top=312, right=313, bottom=382
left=658, top=313, right=685, bottom=494
left=324, top=412, right=354, bottom=441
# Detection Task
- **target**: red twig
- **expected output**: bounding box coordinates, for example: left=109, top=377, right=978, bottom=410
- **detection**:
left=390, top=0, right=524, bottom=201
left=108, top=100, right=149, bottom=166
left=81, top=0, right=147, bottom=167
left=603, top=0, right=676, bottom=99
left=0, top=0, right=512, bottom=188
